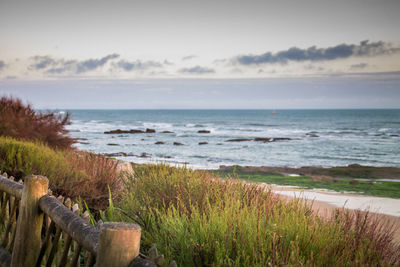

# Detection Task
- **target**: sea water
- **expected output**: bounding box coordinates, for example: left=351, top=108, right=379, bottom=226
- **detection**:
left=64, top=109, right=400, bottom=169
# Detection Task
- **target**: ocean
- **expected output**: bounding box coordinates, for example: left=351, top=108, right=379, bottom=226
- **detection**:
left=65, top=109, right=400, bottom=169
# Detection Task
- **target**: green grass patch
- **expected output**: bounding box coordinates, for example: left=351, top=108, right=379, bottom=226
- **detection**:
left=0, top=136, right=121, bottom=210
left=215, top=171, right=400, bottom=199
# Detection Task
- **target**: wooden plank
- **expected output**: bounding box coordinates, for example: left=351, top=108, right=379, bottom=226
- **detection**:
left=0, top=176, right=23, bottom=199
left=39, top=195, right=99, bottom=255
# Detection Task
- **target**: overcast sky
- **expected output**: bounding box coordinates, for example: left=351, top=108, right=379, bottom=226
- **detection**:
left=1, top=0, right=400, bottom=108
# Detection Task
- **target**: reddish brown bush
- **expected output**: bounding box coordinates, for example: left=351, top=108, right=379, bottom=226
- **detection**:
left=64, top=150, right=122, bottom=210
left=0, top=96, right=74, bottom=149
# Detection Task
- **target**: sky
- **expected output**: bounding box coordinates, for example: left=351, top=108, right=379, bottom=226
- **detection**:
left=0, top=0, right=400, bottom=109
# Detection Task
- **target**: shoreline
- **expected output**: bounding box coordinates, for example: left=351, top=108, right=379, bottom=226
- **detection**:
left=119, top=161, right=400, bottom=216
left=116, top=158, right=400, bottom=178
left=270, top=185, right=400, bottom=243
left=270, top=185, right=400, bottom=216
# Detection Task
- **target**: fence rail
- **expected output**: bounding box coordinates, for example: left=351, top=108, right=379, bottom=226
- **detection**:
left=39, top=195, right=100, bottom=256
left=0, top=173, right=155, bottom=267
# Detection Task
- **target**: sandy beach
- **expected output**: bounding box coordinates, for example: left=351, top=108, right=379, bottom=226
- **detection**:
left=270, top=185, right=400, bottom=243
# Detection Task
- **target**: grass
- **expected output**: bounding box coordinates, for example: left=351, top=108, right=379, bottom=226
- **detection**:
left=215, top=170, right=400, bottom=198
left=325, top=164, right=400, bottom=179
left=0, top=136, right=121, bottom=210
left=112, top=164, right=400, bottom=266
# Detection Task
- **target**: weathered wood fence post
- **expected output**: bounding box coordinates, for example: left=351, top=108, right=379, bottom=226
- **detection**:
left=10, top=175, right=48, bottom=267
left=96, top=222, right=141, bottom=267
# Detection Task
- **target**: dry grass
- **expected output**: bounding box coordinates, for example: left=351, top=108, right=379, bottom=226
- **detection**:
left=64, top=150, right=121, bottom=210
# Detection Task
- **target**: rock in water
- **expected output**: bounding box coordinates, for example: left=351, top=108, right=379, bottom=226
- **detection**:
left=226, top=138, right=253, bottom=142
left=103, top=152, right=136, bottom=157
left=173, top=142, right=184, bottom=146
left=104, top=129, right=145, bottom=134
left=306, top=133, right=319, bottom=137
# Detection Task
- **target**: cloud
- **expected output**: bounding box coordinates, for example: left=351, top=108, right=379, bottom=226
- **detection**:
left=233, top=40, right=400, bottom=65
left=76, top=54, right=119, bottom=73
left=30, top=56, right=57, bottom=70
left=114, top=59, right=163, bottom=71
left=29, top=54, right=120, bottom=74
left=178, top=66, right=215, bottom=74
left=350, top=63, right=368, bottom=69
left=46, top=60, right=77, bottom=74
left=0, top=60, right=6, bottom=71
left=182, top=55, right=197, bottom=61
left=230, top=68, right=243, bottom=74
left=304, top=64, right=325, bottom=71
left=213, top=58, right=227, bottom=65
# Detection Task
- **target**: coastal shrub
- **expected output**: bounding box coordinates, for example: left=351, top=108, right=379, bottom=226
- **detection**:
left=117, top=164, right=400, bottom=266
left=0, top=137, right=121, bottom=210
left=64, top=150, right=121, bottom=210
left=0, top=136, right=77, bottom=181
left=0, top=96, right=73, bottom=149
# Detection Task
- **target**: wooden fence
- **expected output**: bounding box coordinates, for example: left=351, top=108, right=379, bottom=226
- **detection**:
left=0, top=172, right=157, bottom=267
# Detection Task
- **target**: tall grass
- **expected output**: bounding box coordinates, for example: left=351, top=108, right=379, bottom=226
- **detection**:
left=118, top=164, right=400, bottom=266
left=0, top=137, right=121, bottom=210
left=0, top=96, right=73, bottom=149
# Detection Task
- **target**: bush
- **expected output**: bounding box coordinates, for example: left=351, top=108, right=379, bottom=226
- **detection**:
left=0, top=96, right=73, bottom=149
left=64, top=150, right=122, bottom=210
left=0, top=137, right=121, bottom=210
left=117, top=164, right=400, bottom=266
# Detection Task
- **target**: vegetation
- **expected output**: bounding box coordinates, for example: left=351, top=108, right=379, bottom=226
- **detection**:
left=113, top=164, right=400, bottom=266
left=219, top=164, right=400, bottom=180
left=1, top=95, right=399, bottom=265
left=0, top=96, right=73, bottom=149
left=324, top=164, right=400, bottom=179
left=0, top=136, right=120, bottom=210
left=0, top=96, right=120, bottom=210
left=215, top=171, right=400, bottom=198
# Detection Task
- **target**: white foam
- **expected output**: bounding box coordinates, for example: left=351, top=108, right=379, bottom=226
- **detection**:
left=142, top=122, right=174, bottom=129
